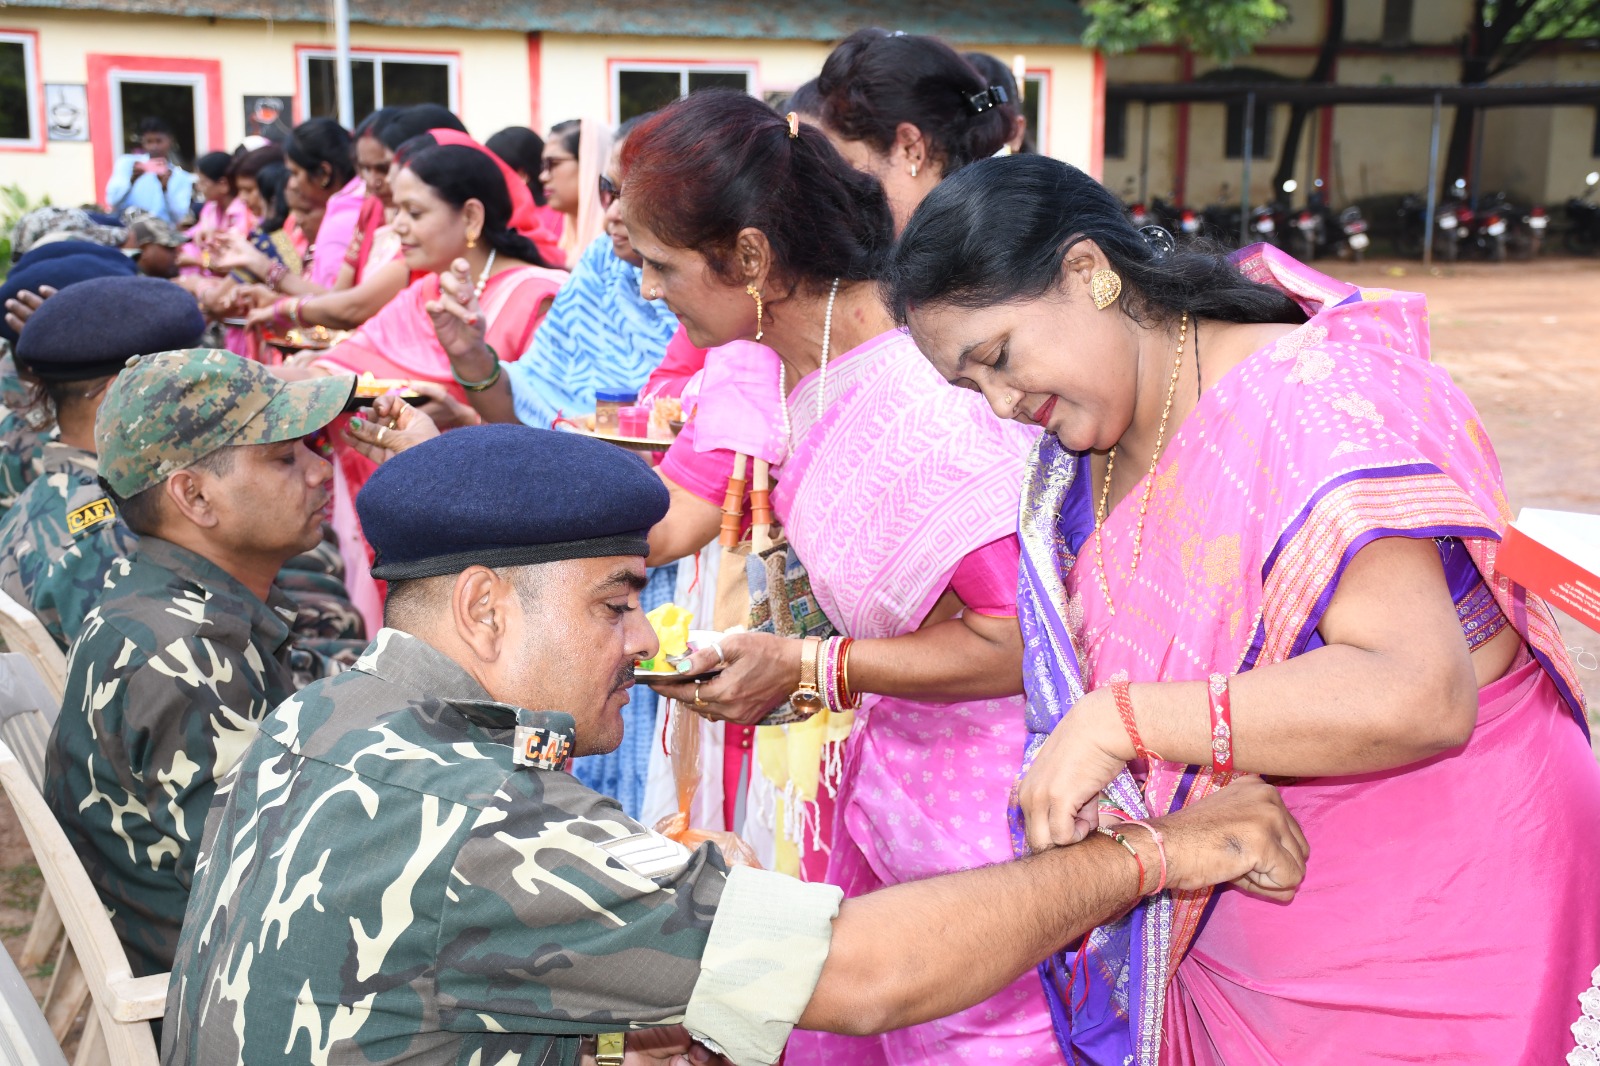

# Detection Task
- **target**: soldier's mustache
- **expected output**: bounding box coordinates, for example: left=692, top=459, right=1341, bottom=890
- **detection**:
left=609, top=662, right=635, bottom=694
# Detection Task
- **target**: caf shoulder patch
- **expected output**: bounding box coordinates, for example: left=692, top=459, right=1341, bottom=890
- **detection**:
left=66, top=498, right=116, bottom=537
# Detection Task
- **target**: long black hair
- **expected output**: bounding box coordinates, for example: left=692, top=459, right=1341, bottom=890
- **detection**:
left=284, top=118, right=356, bottom=190
left=400, top=141, right=550, bottom=267
left=622, top=90, right=894, bottom=296
left=817, top=29, right=1012, bottom=177
left=256, top=162, right=292, bottom=234
left=485, top=126, right=548, bottom=206
left=884, top=155, right=1305, bottom=329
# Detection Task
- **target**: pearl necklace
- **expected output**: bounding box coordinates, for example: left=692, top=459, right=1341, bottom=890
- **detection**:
left=473, top=249, right=497, bottom=303
left=778, top=277, right=841, bottom=446
left=1093, top=311, right=1188, bottom=616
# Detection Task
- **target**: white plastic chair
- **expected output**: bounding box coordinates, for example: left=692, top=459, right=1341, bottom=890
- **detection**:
left=0, top=592, right=65, bottom=704
left=0, top=738, right=164, bottom=1066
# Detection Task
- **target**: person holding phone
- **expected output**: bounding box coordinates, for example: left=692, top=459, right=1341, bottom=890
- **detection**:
left=104, top=116, right=196, bottom=225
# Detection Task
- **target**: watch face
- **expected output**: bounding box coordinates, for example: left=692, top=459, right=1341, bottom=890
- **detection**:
left=791, top=691, right=825, bottom=711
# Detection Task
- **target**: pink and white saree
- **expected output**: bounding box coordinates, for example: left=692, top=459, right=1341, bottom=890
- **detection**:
left=1017, top=246, right=1600, bottom=1064
left=771, top=329, right=1060, bottom=1066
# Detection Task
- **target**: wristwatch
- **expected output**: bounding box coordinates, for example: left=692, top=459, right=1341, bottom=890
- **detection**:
left=789, top=636, right=826, bottom=717
left=579, top=1033, right=625, bottom=1065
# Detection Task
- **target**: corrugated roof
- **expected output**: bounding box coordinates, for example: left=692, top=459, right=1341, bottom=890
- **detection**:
left=12, top=0, right=1084, bottom=44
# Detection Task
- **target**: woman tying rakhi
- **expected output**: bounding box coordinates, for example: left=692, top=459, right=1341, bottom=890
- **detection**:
left=288, top=132, right=568, bottom=631
left=884, top=154, right=1600, bottom=1064
left=630, top=92, right=1057, bottom=1066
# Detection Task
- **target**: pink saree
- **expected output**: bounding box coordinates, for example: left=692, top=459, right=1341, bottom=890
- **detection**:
left=1017, top=246, right=1600, bottom=1064
left=771, top=330, right=1060, bottom=1066
left=315, top=264, right=567, bottom=631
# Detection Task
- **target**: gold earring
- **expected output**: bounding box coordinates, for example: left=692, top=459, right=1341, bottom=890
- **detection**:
left=1090, top=268, right=1122, bottom=310
left=467, top=235, right=477, bottom=249
left=746, top=283, right=764, bottom=341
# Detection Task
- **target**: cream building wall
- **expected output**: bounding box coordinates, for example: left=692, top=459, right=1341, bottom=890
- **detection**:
left=0, top=9, right=535, bottom=206
left=1, top=10, right=1099, bottom=210
left=539, top=34, right=1098, bottom=172
left=1101, top=0, right=1496, bottom=208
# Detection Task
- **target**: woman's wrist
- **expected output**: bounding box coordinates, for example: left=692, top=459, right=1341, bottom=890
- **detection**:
left=449, top=339, right=498, bottom=378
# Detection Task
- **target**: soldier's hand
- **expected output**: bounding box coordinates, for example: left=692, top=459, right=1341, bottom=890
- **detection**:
left=4, top=285, right=56, bottom=335
left=1150, top=777, right=1308, bottom=902
left=586, top=1025, right=728, bottom=1065
left=345, top=395, right=441, bottom=463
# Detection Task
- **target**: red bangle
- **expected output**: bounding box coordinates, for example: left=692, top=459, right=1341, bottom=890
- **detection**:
left=1207, top=672, right=1234, bottom=777
left=1110, top=681, right=1163, bottom=764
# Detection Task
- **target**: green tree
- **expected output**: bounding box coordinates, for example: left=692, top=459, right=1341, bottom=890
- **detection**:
left=1082, top=0, right=1290, bottom=64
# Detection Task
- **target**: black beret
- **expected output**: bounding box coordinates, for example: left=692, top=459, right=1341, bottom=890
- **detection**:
left=0, top=243, right=137, bottom=346
left=15, top=276, right=204, bottom=382
left=359, top=424, right=672, bottom=580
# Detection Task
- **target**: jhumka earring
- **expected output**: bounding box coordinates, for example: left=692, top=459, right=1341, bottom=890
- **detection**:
left=467, top=235, right=478, bottom=250
left=746, top=283, right=765, bottom=341
left=1090, top=268, right=1122, bottom=310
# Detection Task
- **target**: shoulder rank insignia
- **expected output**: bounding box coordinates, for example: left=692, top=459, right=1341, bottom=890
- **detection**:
left=66, top=498, right=116, bottom=536
left=513, top=722, right=574, bottom=770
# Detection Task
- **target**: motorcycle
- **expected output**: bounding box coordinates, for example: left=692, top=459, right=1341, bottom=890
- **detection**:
left=1397, top=180, right=1469, bottom=261
left=1338, top=206, right=1370, bottom=263
left=1518, top=204, right=1548, bottom=259
left=1466, top=191, right=1512, bottom=262
left=1564, top=171, right=1600, bottom=256
left=1201, top=184, right=1244, bottom=248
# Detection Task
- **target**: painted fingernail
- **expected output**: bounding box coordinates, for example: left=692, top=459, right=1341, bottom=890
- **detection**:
left=674, top=660, right=693, bottom=673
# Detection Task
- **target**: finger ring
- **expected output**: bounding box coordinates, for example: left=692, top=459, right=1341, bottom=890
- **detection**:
left=376, top=426, right=387, bottom=444
left=709, top=640, right=726, bottom=666
left=693, top=682, right=707, bottom=708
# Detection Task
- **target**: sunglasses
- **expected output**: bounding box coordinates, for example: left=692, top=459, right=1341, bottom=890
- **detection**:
left=598, top=174, right=622, bottom=209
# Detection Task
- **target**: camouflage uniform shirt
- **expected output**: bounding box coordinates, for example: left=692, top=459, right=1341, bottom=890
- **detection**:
left=0, top=443, right=137, bottom=649
left=0, top=350, right=53, bottom=517
left=44, top=536, right=342, bottom=977
left=163, top=628, right=843, bottom=1066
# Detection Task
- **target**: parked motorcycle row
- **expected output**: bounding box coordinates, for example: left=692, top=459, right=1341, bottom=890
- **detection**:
left=1123, top=171, right=1600, bottom=262
left=1123, top=178, right=1369, bottom=262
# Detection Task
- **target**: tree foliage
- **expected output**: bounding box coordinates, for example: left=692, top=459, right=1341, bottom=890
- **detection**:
left=1082, top=0, right=1290, bottom=64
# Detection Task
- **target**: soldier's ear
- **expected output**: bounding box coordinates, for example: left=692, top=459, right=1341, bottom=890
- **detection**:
left=164, top=470, right=219, bottom=529
left=452, top=566, right=508, bottom=662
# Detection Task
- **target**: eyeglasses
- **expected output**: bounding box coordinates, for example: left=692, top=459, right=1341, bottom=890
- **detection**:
left=539, top=154, right=576, bottom=175
left=598, top=175, right=622, bottom=208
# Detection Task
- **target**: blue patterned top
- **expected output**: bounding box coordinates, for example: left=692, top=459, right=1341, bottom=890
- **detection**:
left=505, top=234, right=679, bottom=427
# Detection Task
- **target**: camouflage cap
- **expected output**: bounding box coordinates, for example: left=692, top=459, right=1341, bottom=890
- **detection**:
left=96, top=348, right=354, bottom=497
left=125, top=215, right=186, bottom=248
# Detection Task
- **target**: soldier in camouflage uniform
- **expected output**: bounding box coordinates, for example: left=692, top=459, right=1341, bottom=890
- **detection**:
left=164, top=425, right=1309, bottom=1066
left=0, top=350, right=51, bottom=517
left=44, top=345, right=357, bottom=978
left=0, top=278, right=367, bottom=652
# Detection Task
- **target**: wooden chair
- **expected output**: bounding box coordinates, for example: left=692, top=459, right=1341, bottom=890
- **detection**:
left=0, top=739, right=165, bottom=1066
left=0, top=591, right=66, bottom=704
left=0, top=937, right=69, bottom=1066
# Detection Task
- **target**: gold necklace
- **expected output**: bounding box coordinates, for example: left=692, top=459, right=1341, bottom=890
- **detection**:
left=1093, top=311, right=1188, bottom=616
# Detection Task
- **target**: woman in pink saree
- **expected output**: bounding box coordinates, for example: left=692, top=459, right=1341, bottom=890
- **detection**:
left=301, top=133, right=567, bottom=629
left=629, top=93, right=1063, bottom=1064
left=888, top=154, right=1600, bottom=1064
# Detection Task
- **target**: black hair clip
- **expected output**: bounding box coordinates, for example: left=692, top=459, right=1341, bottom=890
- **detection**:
left=965, top=85, right=1011, bottom=115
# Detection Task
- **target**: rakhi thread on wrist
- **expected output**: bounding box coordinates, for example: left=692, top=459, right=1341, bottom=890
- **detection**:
left=1101, top=808, right=1169, bottom=896
left=1095, top=825, right=1147, bottom=896
left=1208, top=672, right=1235, bottom=778
left=1110, top=680, right=1163, bottom=763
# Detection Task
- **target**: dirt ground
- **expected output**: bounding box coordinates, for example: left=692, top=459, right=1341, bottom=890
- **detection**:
left=0, top=256, right=1595, bottom=1023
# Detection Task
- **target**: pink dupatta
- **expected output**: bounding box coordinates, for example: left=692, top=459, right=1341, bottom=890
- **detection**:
left=1026, top=246, right=1597, bottom=1063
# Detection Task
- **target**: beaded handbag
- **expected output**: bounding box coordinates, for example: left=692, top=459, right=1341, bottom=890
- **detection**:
left=722, top=455, right=836, bottom=724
